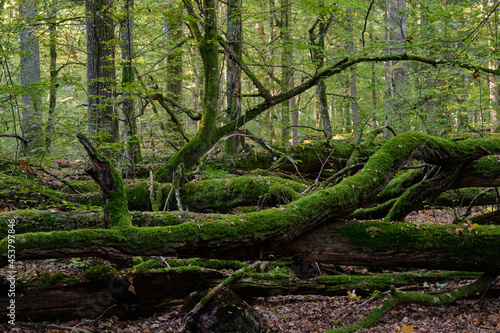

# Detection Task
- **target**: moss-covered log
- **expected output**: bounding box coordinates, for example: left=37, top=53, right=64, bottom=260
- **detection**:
left=0, top=265, right=482, bottom=322
left=124, top=175, right=307, bottom=212
left=2, top=132, right=500, bottom=269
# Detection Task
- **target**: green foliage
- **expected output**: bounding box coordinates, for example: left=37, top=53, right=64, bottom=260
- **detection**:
left=0, top=0, right=498, bottom=165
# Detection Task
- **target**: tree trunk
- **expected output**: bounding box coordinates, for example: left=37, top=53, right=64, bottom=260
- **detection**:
left=384, top=0, right=407, bottom=135
left=19, top=0, right=43, bottom=154
left=0, top=266, right=484, bottom=322
left=86, top=0, right=119, bottom=154
left=318, top=79, right=331, bottom=138
left=164, top=3, right=183, bottom=102
left=265, top=0, right=277, bottom=142
left=279, top=0, right=292, bottom=145
left=488, top=0, right=500, bottom=133
left=120, top=0, right=142, bottom=165
left=347, top=8, right=360, bottom=139
left=223, top=0, right=243, bottom=154
left=309, top=3, right=333, bottom=139
left=46, top=9, right=58, bottom=151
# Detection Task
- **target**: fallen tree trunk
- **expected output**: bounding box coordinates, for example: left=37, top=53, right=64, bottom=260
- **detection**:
left=3, top=218, right=498, bottom=271
left=0, top=266, right=483, bottom=322
left=2, top=132, right=500, bottom=269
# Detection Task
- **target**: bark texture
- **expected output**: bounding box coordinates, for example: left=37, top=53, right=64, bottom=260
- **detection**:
left=86, top=0, right=119, bottom=150
left=19, top=0, right=43, bottom=153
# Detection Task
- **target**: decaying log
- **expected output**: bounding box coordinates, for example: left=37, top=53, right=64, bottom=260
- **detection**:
left=2, top=132, right=500, bottom=270
left=0, top=266, right=484, bottom=322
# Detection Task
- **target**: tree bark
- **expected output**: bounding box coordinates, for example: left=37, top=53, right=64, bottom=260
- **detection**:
left=309, top=4, right=333, bottom=139
left=384, top=0, right=407, bottom=135
left=46, top=8, right=58, bottom=151
left=120, top=0, right=142, bottom=165
left=279, top=0, right=292, bottom=145
left=223, top=0, right=243, bottom=154
left=347, top=8, right=360, bottom=139
left=86, top=0, right=119, bottom=153
left=488, top=0, right=500, bottom=133
left=19, top=0, right=43, bottom=154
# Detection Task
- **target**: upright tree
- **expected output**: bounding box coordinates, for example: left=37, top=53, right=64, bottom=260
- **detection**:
left=164, top=1, right=183, bottom=102
left=347, top=7, right=360, bottom=139
left=120, top=0, right=142, bottom=164
left=45, top=4, right=58, bottom=151
left=19, top=0, right=43, bottom=154
left=384, top=0, right=407, bottom=134
left=309, top=1, right=334, bottom=139
left=224, top=0, right=243, bottom=154
left=279, top=0, right=292, bottom=145
left=488, top=0, right=499, bottom=133
left=85, top=0, right=119, bottom=153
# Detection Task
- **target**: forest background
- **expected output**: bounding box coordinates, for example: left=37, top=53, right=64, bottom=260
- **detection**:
left=1, top=0, right=499, bottom=161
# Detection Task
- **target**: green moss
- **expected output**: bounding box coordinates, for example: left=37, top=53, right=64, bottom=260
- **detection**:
left=0, top=209, right=104, bottom=237
left=469, top=155, right=500, bottom=178
left=434, top=188, right=499, bottom=206
left=84, top=264, right=119, bottom=282
left=19, top=272, right=81, bottom=291
left=125, top=181, right=152, bottom=210
left=133, top=258, right=246, bottom=271
left=315, top=271, right=480, bottom=294
left=378, top=169, right=424, bottom=200
left=134, top=258, right=163, bottom=270
left=0, top=173, right=86, bottom=210
left=181, top=176, right=306, bottom=211
left=133, top=256, right=143, bottom=265
left=68, top=181, right=100, bottom=193
left=384, top=183, right=419, bottom=221
left=340, top=220, right=500, bottom=257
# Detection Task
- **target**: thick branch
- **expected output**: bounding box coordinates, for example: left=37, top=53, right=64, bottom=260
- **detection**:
left=76, top=133, right=131, bottom=228
left=219, top=54, right=500, bottom=135
left=0, top=133, right=30, bottom=148
left=219, top=38, right=274, bottom=102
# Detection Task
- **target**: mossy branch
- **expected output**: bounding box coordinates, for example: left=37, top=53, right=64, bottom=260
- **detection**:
left=76, top=133, right=131, bottom=228
left=385, top=165, right=462, bottom=222
left=4, top=132, right=500, bottom=269
left=326, top=271, right=498, bottom=333
left=220, top=55, right=500, bottom=135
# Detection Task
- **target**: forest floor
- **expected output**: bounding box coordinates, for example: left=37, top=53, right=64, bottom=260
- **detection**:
left=3, top=279, right=500, bottom=333
left=2, top=208, right=500, bottom=333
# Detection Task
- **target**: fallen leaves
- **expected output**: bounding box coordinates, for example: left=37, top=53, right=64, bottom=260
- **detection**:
left=347, top=290, right=361, bottom=302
